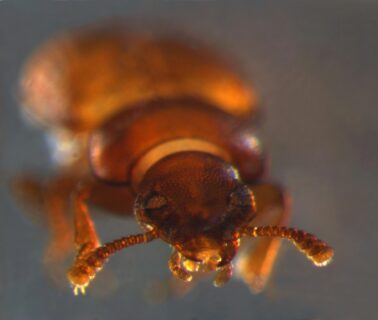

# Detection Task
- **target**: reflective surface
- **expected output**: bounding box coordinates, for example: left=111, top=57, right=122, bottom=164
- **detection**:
left=1, top=1, right=377, bottom=319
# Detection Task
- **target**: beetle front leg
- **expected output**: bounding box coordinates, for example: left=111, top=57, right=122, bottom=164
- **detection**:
left=236, top=183, right=291, bottom=293
left=67, top=185, right=102, bottom=295
left=67, top=183, right=159, bottom=295
left=12, top=173, right=78, bottom=286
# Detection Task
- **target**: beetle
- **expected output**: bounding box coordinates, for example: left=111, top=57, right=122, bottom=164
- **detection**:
left=15, top=23, right=333, bottom=296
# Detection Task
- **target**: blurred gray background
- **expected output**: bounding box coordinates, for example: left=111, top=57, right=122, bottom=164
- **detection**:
left=1, top=1, right=377, bottom=319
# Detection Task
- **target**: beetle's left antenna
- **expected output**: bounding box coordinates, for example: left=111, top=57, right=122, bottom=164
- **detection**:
left=241, top=226, right=334, bottom=267
left=68, top=230, right=158, bottom=295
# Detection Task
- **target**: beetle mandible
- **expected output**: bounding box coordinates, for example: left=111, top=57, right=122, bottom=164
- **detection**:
left=16, top=23, right=334, bottom=296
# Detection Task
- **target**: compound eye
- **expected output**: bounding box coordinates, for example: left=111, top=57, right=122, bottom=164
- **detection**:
left=145, top=194, right=168, bottom=210
left=229, top=187, right=252, bottom=208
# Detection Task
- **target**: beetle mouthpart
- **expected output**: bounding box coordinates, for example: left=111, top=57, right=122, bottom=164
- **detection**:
left=200, top=253, right=222, bottom=272
left=168, top=250, right=193, bottom=282
left=182, top=258, right=201, bottom=272
left=169, top=249, right=234, bottom=287
left=213, top=263, right=233, bottom=287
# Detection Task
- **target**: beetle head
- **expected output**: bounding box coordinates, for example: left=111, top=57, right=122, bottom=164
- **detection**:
left=135, top=152, right=256, bottom=268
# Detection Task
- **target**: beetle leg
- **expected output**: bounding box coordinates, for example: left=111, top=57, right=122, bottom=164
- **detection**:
left=12, top=171, right=137, bottom=293
left=12, top=173, right=77, bottom=286
left=69, top=181, right=145, bottom=295
left=236, top=183, right=291, bottom=293
left=67, top=183, right=102, bottom=295
left=68, top=180, right=159, bottom=295
left=72, top=185, right=101, bottom=250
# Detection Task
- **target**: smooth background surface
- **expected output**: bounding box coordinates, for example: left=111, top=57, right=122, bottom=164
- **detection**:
left=1, top=1, right=377, bottom=319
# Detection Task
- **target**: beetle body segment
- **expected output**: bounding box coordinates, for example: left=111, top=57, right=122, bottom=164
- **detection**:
left=89, top=98, right=264, bottom=186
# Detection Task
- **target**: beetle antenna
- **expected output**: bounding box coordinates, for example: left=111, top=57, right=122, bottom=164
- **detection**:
left=241, top=226, right=334, bottom=267
left=68, top=230, right=158, bottom=295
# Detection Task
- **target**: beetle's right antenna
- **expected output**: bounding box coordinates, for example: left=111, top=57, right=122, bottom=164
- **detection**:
left=68, top=230, right=158, bottom=295
left=241, top=226, right=334, bottom=267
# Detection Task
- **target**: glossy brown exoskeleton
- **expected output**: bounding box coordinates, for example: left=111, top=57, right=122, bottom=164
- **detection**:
left=15, top=23, right=333, bottom=295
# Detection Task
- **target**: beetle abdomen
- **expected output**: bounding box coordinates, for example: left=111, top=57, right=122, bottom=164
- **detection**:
left=21, top=23, right=256, bottom=133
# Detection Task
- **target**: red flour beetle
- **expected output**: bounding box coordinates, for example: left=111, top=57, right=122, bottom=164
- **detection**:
left=15, top=23, right=333, bottom=296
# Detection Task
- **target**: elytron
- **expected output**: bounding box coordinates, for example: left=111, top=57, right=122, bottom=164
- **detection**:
left=15, top=23, right=333, bottom=296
